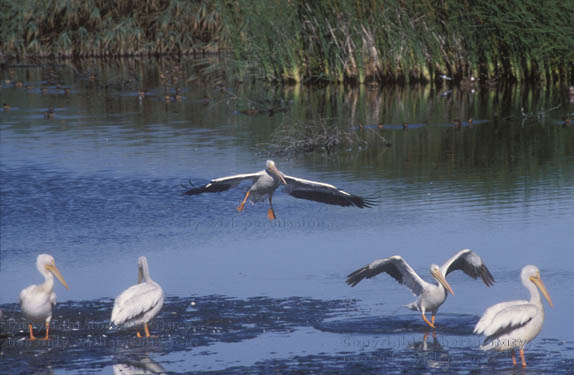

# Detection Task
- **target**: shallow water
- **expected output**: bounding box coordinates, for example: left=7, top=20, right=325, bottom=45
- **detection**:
left=1, top=60, right=574, bottom=374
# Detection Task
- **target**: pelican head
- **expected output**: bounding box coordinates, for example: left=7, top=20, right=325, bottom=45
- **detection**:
left=37, top=254, right=69, bottom=290
left=430, top=264, right=454, bottom=295
left=523, top=265, right=553, bottom=307
left=266, top=160, right=287, bottom=185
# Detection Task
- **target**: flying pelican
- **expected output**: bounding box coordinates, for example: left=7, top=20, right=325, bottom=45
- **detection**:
left=474, top=265, right=553, bottom=368
left=111, top=256, right=164, bottom=338
left=20, top=254, right=69, bottom=340
left=346, top=249, right=494, bottom=328
left=183, top=160, right=374, bottom=220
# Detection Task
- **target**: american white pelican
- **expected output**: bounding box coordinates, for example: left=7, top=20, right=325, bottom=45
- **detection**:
left=111, top=256, right=164, bottom=338
left=346, top=249, right=494, bottom=328
left=474, top=265, right=553, bottom=367
left=184, top=160, right=374, bottom=220
left=19, top=254, right=69, bottom=340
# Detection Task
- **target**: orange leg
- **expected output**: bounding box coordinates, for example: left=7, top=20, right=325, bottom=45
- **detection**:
left=144, top=322, right=151, bottom=338
left=511, top=349, right=517, bottom=367
left=136, top=331, right=142, bottom=338
left=28, top=323, right=37, bottom=341
left=237, top=191, right=250, bottom=212
left=267, top=196, right=276, bottom=220
left=40, top=321, right=50, bottom=340
left=431, top=314, right=435, bottom=326
left=422, top=313, right=435, bottom=328
left=519, top=349, right=527, bottom=368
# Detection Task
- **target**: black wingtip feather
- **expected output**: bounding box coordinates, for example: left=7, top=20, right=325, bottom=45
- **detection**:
left=288, top=190, right=378, bottom=208
left=346, top=261, right=400, bottom=287
left=346, top=266, right=370, bottom=287
left=350, top=195, right=378, bottom=208
left=182, top=181, right=233, bottom=196
left=480, top=265, right=495, bottom=287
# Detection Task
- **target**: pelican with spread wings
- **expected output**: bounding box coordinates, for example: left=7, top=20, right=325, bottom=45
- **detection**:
left=346, top=249, right=495, bottom=328
left=474, top=265, right=552, bottom=368
left=183, top=160, right=375, bottom=220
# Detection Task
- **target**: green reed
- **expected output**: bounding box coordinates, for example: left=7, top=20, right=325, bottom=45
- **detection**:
left=1, top=0, right=572, bottom=84
left=221, top=0, right=574, bottom=84
left=0, top=0, right=222, bottom=57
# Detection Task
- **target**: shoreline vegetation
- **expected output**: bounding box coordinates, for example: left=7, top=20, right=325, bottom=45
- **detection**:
left=1, top=0, right=573, bottom=85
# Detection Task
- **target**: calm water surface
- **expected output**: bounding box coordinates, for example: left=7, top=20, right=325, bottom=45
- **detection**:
left=1, top=60, right=574, bottom=374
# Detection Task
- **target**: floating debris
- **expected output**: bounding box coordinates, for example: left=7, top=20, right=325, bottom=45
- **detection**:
left=269, top=118, right=369, bottom=156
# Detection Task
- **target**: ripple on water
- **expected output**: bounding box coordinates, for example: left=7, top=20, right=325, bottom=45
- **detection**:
left=0, top=296, right=352, bottom=373
left=315, top=314, right=477, bottom=336
left=1, top=297, right=572, bottom=374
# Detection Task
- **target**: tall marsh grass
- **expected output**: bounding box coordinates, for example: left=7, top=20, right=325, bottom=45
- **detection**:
left=1, top=0, right=572, bottom=84
left=222, top=0, right=574, bottom=84
left=0, top=0, right=222, bottom=57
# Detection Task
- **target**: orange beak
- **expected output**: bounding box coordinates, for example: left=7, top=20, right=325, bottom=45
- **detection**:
left=270, top=165, right=287, bottom=185
left=530, top=274, right=553, bottom=307
left=434, top=270, right=455, bottom=296
left=46, top=263, right=69, bottom=290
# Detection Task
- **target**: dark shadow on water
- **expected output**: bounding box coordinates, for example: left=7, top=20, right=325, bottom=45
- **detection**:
left=0, top=295, right=353, bottom=373
left=316, top=313, right=477, bottom=335
left=2, top=296, right=571, bottom=374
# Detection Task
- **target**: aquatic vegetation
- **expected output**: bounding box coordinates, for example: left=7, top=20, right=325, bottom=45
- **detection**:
left=0, top=0, right=222, bottom=57
left=269, top=118, right=370, bottom=155
left=222, top=0, right=574, bottom=84
left=1, top=0, right=572, bottom=84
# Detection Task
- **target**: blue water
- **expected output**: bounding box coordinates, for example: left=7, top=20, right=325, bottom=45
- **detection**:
left=1, top=63, right=574, bottom=373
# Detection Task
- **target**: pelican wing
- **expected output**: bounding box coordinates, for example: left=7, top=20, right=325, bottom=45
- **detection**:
left=50, top=291, right=57, bottom=306
left=474, top=301, right=537, bottom=337
left=19, top=285, right=33, bottom=304
left=283, top=175, right=375, bottom=208
left=111, top=283, right=163, bottom=326
left=440, top=249, right=495, bottom=287
left=346, top=256, right=428, bottom=296
left=183, top=171, right=263, bottom=195
left=474, top=301, right=524, bottom=334
left=19, top=285, right=55, bottom=306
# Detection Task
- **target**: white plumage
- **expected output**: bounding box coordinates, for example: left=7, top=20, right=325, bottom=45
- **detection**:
left=20, top=254, right=69, bottom=340
left=111, top=256, right=163, bottom=338
left=474, top=265, right=553, bottom=367
left=184, top=160, right=374, bottom=220
left=347, top=249, right=494, bottom=328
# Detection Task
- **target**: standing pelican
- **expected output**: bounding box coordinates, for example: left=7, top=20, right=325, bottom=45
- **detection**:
left=474, top=265, right=553, bottom=367
left=20, top=254, right=69, bottom=340
left=346, top=249, right=494, bottom=328
left=184, top=160, right=374, bottom=220
left=111, top=256, right=164, bottom=338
